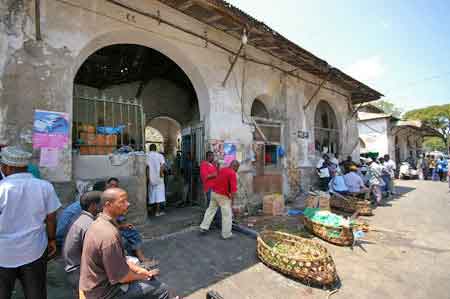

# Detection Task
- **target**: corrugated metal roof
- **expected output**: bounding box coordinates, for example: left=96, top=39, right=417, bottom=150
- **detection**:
left=157, top=0, right=383, bottom=103
left=358, top=112, right=392, bottom=121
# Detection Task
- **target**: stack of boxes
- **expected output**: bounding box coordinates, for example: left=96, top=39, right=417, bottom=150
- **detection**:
left=78, top=124, right=118, bottom=155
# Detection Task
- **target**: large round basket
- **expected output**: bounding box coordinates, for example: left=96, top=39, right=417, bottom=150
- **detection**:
left=303, top=216, right=354, bottom=246
left=257, top=231, right=338, bottom=286
left=330, top=195, right=373, bottom=216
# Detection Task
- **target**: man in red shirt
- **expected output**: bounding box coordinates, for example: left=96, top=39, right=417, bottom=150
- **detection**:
left=200, top=160, right=239, bottom=239
left=200, top=151, right=220, bottom=226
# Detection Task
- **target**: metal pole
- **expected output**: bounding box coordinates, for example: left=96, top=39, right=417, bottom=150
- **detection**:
left=35, top=0, right=42, bottom=41
left=141, top=107, right=146, bottom=152
left=222, top=42, right=245, bottom=87
left=74, top=97, right=78, bottom=148
left=120, top=101, right=124, bottom=146
left=127, top=102, right=131, bottom=146
left=103, top=99, right=106, bottom=126
left=134, top=102, right=138, bottom=149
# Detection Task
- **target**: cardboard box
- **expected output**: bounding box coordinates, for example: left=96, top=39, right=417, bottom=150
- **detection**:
left=263, top=194, right=285, bottom=216
left=305, top=194, right=330, bottom=211
left=80, top=132, right=96, bottom=145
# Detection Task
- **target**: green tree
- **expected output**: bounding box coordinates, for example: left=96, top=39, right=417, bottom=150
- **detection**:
left=404, top=104, right=450, bottom=151
left=371, top=100, right=403, bottom=118
left=423, top=137, right=446, bottom=152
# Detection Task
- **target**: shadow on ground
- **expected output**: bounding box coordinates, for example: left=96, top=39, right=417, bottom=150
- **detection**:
left=145, top=230, right=258, bottom=297
left=12, top=230, right=258, bottom=299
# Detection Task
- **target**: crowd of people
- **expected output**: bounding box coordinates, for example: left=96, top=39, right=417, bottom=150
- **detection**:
left=1, top=142, right=447, bottom=299
left=317, top=153, right=397, bottom=204
left=0, top=144, right=241, bottom=299
left=0, top=145, right=181, bottom=299
left=418, top=154, right=449, bottom=182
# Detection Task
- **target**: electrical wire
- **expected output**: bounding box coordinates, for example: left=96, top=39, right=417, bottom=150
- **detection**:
left=54, top=0, right=352, bottom=101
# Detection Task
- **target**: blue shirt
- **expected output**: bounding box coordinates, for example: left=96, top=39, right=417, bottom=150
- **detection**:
left=0, top=173, right=61, bottom=267
left=437, top=159, right=448, bottom=172
left=56, top=201, right=82, bottom=246
left=329, top=175, right=349, bottom=193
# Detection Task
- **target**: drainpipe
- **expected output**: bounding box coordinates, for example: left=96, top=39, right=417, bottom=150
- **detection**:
left=35, top=0, right=42, bottom=41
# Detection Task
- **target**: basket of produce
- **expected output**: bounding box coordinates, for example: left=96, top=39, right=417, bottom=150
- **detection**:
left=303, top=208, right=354, bottom=246
left=330, top=195, right=373, bottom=216
left=257, top=230, right=338, bottom=286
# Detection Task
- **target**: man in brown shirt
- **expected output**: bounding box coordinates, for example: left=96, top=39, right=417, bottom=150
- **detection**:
left=79, top=188, right=177, bottom=299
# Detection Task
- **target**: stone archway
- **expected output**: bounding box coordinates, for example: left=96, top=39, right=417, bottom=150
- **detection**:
left=71, top=29, right=211, bottom=120
left=314, top=100, right=340, bottom=155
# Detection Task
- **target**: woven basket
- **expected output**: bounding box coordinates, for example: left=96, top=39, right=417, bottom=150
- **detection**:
left=257, top=231, right=338, bottom=286
left=330, top=195, right=373, bottom=216
left=303, top=216, right=354, bottom=246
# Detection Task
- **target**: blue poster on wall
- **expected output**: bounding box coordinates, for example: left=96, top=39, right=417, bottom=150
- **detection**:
left=223, top=143, right=237, bottom=166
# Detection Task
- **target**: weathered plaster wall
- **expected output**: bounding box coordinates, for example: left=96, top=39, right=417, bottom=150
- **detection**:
left=1, top=0, right=361, bottom=210
left=0, top=0, right=73, bottom=181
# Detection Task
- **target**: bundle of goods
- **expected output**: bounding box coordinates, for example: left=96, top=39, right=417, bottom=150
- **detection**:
left=262, top=193, right=285, bottom=216
left=257, top=231, right=338, bottom=286
left=303, top=208, right=354, bottom=246
left=305, top=193, right=330, bottom=211
left=330, top=195, right=373, bottom=216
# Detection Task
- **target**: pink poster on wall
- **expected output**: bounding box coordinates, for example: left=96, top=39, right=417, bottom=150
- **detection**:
left=32, top=110, right=70, bottom=149
left=223, top=143, right=237, bottom=166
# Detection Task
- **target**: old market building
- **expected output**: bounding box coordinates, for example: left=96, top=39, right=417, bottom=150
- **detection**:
left=0, top=0, right=382, bottom=224
left=358, top=105, right=440, bottom=164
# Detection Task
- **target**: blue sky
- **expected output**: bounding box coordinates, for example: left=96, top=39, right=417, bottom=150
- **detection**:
left=227, top=0, right=450, bottom=111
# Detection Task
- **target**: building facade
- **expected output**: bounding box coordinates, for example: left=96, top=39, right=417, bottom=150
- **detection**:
left=358, top=110, right=439, bottom=164
left=0, top=0, right=381, bottom=223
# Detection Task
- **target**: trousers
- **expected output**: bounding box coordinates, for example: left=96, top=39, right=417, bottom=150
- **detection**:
left=200, top=192, right=233, bottom=239
left=0, top=251, right=47, bottom=299
left=116, top=279, right=170, bottom=299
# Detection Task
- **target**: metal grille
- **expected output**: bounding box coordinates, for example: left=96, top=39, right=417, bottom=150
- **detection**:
left=73, top=96, right=145, bottom=152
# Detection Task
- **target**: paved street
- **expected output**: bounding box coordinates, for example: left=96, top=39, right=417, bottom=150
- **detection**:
left=12, top=180, right=450, bottom=299
left=171, top=180, right=450, bottom=299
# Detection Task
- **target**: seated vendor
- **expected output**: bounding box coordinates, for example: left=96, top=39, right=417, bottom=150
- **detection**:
left=62, top=191, right=102, bottom=297
left=56, top=177, right=155, bottom=265
left=328, top=172, right=349, bottom=195
left=344, top=165, right=370, bottom=199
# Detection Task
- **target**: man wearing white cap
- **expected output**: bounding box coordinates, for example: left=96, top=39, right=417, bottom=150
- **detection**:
left=0, top=146, right=61, bottom=299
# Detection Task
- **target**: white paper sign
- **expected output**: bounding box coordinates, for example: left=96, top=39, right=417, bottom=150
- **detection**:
left=39, top=148, right=59, bottom=168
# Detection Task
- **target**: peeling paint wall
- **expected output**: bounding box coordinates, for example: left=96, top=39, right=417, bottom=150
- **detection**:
left=0, top=0, right=361, bottom=214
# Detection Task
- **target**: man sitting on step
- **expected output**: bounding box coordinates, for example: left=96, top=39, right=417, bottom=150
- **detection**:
left=79, top=188, right=180, bottom=299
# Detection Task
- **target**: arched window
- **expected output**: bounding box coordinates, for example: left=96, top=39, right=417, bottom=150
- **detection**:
left=251, top=99, right=269, bottom=119
left=314, top=101, right=339, bottom=155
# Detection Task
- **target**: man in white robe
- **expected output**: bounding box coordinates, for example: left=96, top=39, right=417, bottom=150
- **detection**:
left=147, top=144, right=166, bottom=217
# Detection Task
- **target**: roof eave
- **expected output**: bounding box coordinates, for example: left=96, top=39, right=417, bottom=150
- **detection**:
left=157, top=0, right=383, bottom=103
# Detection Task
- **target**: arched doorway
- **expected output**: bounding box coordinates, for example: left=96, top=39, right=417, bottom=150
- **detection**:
left=145, top=117, right=182, bottom=156
left=314, top=101, right=340, bottom=156
left=145, top=126, right=165, bottom=152
left=72, top=43, right=205, bottom=213
left=251, top=98, right=270, bottom=119
left=250, top=98, right=283, bottom=194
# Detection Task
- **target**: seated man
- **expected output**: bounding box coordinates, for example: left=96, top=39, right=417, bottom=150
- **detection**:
left=105, top=178, right=154, bottom=265
left=56, top=197, right=84, bottom=247
left=328, top=172, right=349, bottom=196
left=63, top=191, right=102, bottom=298
left=79, top=188, right=179, bottom=299
left=57, top=178, right=153, bottom=265
left=344, top=165, right=370, bottom=199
